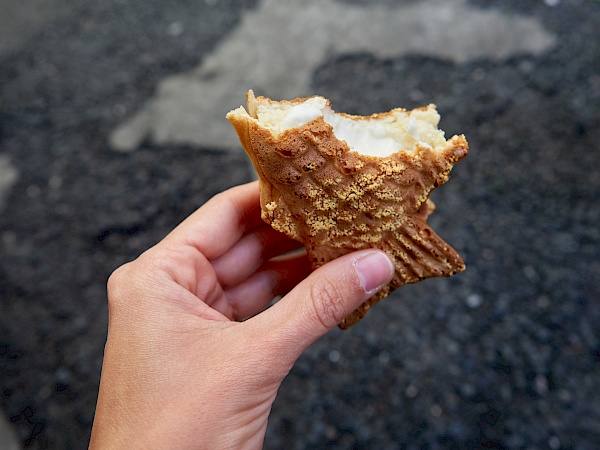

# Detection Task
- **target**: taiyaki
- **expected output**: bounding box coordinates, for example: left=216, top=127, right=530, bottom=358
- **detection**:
left=227, top=90, right=468, bottom=329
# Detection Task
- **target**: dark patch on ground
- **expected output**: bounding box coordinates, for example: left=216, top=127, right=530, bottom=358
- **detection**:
left=1, top=0, right=599, bottom=448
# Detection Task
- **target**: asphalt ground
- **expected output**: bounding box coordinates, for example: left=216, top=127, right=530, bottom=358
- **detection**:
left=1, top=0, right=599, bottom=448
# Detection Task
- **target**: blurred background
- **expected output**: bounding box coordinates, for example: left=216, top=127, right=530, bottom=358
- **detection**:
left=1, top=0, right=599, bottom=448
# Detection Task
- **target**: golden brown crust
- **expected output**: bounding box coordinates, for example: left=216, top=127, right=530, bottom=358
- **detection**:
left=227, top=92, right=468, bottom=329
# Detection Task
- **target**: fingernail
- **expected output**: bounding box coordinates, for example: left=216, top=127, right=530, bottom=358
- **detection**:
left=353, top=251, right=395, bottom=295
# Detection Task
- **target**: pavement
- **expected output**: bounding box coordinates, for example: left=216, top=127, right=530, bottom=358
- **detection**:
left=1, top=0, right=599, bottom=448
left=0, top=411, right=19, bottom=450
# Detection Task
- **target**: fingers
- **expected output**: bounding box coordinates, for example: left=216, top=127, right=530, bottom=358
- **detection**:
left=210, top=224, right=304, bottom=288
left=210, top=251, right=312, bottom=320
left=163, top=181, right=263, bottom=260
left=252, top=250, right=394, bottom=360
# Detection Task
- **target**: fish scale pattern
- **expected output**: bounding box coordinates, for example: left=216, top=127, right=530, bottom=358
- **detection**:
left=228, top=97, right=468, bottom=328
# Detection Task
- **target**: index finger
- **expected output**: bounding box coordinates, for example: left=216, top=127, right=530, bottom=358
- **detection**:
left=163, top=181, right=264, bottom=260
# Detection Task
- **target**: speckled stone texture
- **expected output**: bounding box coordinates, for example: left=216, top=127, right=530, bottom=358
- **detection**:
left=0, top=0, right=599, bottom=448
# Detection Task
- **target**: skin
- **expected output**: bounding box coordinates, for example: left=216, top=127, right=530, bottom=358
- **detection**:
left=89, top=181, right=394, bottom=449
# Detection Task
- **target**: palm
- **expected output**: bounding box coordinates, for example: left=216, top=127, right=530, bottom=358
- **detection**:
left=154, top=190, right=311, bottom=322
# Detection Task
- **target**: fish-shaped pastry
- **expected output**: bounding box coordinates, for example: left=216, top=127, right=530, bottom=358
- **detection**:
left=227, top=90, right=468, bottom=329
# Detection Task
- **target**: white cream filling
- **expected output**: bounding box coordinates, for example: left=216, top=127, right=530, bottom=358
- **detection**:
left=322, top=110, right=401, bottom=157
left=256, top=96, right=446, bottom=157
left=280, top=97, right=327, bottom=129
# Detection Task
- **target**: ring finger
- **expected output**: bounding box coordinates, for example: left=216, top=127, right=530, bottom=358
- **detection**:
left=211, top=224, right=304, bottom=288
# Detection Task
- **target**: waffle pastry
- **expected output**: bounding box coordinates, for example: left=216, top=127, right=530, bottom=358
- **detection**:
left=227, top=90, right=468, bottom=329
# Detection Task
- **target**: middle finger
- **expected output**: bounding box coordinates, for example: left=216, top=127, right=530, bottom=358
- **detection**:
left=210, top=224, right=304, bottom=288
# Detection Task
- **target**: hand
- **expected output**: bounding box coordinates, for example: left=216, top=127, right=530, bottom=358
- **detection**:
left=89, top=181, right=394, bottom=449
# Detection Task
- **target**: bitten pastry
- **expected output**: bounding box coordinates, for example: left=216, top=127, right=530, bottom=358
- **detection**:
left=227, top=90, right=468, bottom=329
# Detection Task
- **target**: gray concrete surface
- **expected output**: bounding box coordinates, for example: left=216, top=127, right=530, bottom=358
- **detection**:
left=109, top=0, right=556, bottom=152
left=1, top=2, right=76, bottom=447
left=0, top=0, right=62, bottom=446
left=0, top=0, right=81, bottom=57
left=0, top=0, right=599, bottom=448
left=0, top=411, right=19, bottom=450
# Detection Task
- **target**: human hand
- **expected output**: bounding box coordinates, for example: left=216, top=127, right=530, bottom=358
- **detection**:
left=89, top=181, right=394, bottom=449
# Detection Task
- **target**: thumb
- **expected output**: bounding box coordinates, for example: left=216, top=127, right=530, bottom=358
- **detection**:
left=255, top=249, right=394, bottom=358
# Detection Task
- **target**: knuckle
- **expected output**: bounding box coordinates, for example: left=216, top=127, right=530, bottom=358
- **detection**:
left=106, top=263, right=128, bottom=293
left=309, top=278, right=346, bottom=330
left=106, top=261, right=136, bottom=313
